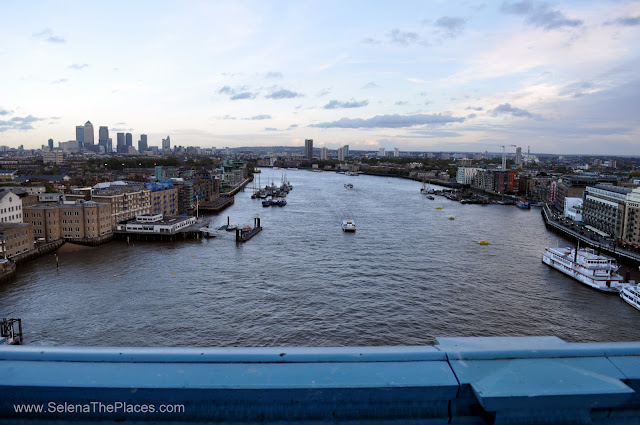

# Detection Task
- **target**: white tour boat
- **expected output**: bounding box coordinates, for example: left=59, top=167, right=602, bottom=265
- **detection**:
left=342, top=219, right=356, bottom=232
left=620, top=286, right=640, bottom=312
left=541, top=246, right=631, bottom=293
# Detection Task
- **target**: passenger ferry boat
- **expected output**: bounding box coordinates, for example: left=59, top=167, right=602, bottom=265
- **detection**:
left=541, top=246, right=630, bottom=293
left=342, top=220, right=356, bottom=232
left=620, top=286, right=640, bottom=312
left=516, top=199, right=530, bottom=209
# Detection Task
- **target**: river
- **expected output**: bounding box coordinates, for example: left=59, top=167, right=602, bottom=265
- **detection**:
left=1, top=167, right=639, bottom=346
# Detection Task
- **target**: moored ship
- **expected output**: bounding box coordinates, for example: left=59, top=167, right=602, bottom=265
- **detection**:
left=620, top=286, right=640, bottom=312
left=541, top=246, right=632, bottom=293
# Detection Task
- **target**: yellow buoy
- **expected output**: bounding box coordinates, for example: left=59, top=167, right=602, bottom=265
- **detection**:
left=478, top=240, right=489, bottom=245
left=449, top=217, right=455, bottom=220
left=113, top=274, right=117, bottom=277
left=436, top=207, right=443, bottom=210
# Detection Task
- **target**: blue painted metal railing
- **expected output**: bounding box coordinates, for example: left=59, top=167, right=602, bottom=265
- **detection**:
left=1, top=336, right=639, bottom=424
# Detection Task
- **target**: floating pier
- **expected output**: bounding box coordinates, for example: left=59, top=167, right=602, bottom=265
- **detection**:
left=198, top=197, right=235, bottom=214
left=236, top=217, right=262, bottom=243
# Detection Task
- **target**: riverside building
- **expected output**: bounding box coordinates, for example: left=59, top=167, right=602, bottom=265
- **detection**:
left=23, top=201, right=112, bottom=242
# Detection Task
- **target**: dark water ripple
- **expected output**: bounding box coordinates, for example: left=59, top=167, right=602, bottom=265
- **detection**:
left=1, top=168, right=640, bottom=347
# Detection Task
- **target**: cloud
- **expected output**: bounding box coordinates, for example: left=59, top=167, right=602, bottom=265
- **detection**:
left=467, top=113, right=478, bottom=119
left=559, top=81, right=594, bottom=98
left=323, top=99, right=369, bottom=109
left=248, top=114, right=272, bottom=120
left=387, top=29, right=420, bottom=46
left=264, top=127, right=278, bottom=131
left=218, top=85, right=258, bottom=100
left=69, top=63, right=88, bottom=70
left=317, top=87, right=331, bottom=97
left=434, top=16, right=467, bottom=37
left=362, top=37, right=381, bottom=44
left=288, top=124, right=299, bottom=129
left=404, top=129, right=464, bottom=138
left=33, top=28, right=66, bottom=43
left=310, top=113, right=465, bottom=129
left=265, top=72, right=283, bottom=79
left=490, top=103, right=540, bottom=118
left=604, top=16, right=640, bottom=27
left=0, top=109, right=11, bottom=116
left=231, top=92, right=257, bottom=100
left=500, top=1, right=582, bottom=30
left=0, top=114, right=44, bottom=132
left=465, top=106, right=483, bottom=111
left=220, top=115, right=236, bottom=120
left=51, top=78, right=68, bottom=85
left=265, top=89, right=303, bottom=99
left=408, top=78, right=426, bottom=83
left=395, top=101, right=408, bottom=105
left=362, top=82, right=380, bottom=89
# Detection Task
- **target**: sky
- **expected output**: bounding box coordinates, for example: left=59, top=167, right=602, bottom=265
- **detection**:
left=0, top=0, right=639, bottom=155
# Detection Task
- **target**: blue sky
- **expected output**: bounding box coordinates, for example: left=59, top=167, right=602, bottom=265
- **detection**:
left=0, top=0, right=639, bottom=154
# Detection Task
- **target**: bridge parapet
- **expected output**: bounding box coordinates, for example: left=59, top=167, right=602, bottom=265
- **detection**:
left=1, top=336, right=638, bottom=424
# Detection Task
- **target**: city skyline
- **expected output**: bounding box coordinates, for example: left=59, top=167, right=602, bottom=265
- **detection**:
left=0, top=1, right=638, bottom=154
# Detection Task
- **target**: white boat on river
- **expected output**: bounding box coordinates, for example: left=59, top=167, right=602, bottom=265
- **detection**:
left=342, top=220, right=356, bottom=232
left=541, top=246, right=633, bottom=293
left=620, top=286, right=640, bottom=312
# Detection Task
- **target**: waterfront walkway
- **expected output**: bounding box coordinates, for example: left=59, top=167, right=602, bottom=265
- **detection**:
left=541, top=204, right=640, bottom=265
left=1, top=336, right=639, bottom=423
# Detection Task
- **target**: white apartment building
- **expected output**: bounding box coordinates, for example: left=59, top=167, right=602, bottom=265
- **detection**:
left=0, top=191, right=23, bottom=223
left=456, top=167, right=481, bottom=185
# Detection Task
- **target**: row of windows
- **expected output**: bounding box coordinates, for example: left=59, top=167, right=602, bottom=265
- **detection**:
left=1, top=205, right=21, bottom=213
left=0, top=214, right=21, bottom=222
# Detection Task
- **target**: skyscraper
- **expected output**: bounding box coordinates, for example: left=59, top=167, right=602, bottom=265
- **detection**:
left=337, top=147, right=345, bottom=161
left=515, top=146, right=522, bottom=167
left=83, top=121, right=94, bottom=149
left=343, top=144, right=349, bottom=157
left=394, top=148, right=400, bottom=157
left=162, top=136, right=171, bottom=152
left=138, top=134, right=148, bottom=152
left=98, top=126, right=109, bottom=152
left=379, top=148, right=386, bottom=157
left=125, top=133, right=132, bottom=147
left=304, top=139, right=313, bottom=161
left=48, top=138, right=54, bottom=151
left=117, top=132, right=126, bottom=154
left=75, top=126, right=85, bottom=149
left=320, top=147, right=328, bottom=160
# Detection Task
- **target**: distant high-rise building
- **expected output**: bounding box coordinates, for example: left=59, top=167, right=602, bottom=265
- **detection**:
left=304, top=139, right=313, bottom=161
left=107, top=138, right=113, bottom=153
left=320, top=147, right=328, bottom=160
left=75, top=126, right=85, bottom=149
left=138, top=134, right=148, bottom=152
left=394, top=147, right=400, bottom=157
left=125, top=133, right=132, bottom=147
left=83, top=121, right=94, bottom=148
left=379, top=148, right=386, bottom=157
left=343, top=145, right=349, bottom=157
left=515, top=146, right=522, bottom=167
left=162, top=136, right=171, bottom=152
left=98, top=126, right=109, bottom=151
left=225, top=147, right=231, bottom=156
left=117, top=132, right=126, bottom=153
left=47, top=138, right=54, bottom=151
left=337, top=147, right=345, bottom=161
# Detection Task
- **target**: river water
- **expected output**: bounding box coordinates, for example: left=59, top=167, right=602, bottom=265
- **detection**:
left=1, top=168, right=639, bottom=347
